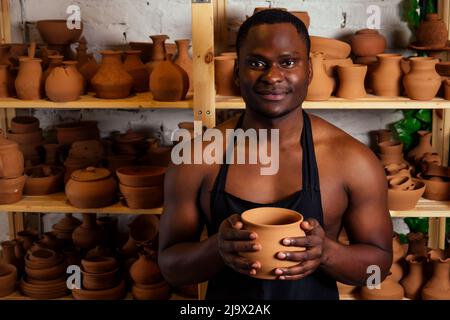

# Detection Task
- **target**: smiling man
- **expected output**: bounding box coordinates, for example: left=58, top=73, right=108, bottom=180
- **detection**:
left=159, top=9, right=393, bottom=300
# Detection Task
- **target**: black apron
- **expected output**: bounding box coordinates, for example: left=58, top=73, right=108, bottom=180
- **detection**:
left=204, top=111, right=339, bottom=300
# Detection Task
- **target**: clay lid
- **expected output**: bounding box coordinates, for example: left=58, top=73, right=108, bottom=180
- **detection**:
left=117, top=166, right=166, bottom=177
left=71, top=167, right=111, bottom=182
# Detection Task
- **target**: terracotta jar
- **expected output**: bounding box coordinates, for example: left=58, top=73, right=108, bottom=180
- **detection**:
left=42, top=54, right=63, bottom=85
left=240, top=207, right=305, bottom=279
left=116, top=166, right=165, bottom=187
left=0, top=64, right=11, bottom=98
left=418, top=170, right=450, bottom=201
left=407, top=131, right=434, bottom=164
left=69, top=140, right=104, bottom=160
left=79, top=54, right=99, bottom=89
left=37, top=19, right=83, bottom=45
left=0, top=263, right=17, bottom=298
left=306, top=52, right=333, bottom=101
left=174, top=39, right=193, bottom=92
left=350, top=29, right=386, bottom=57
left=415, top=14, right=448, bottom=48
left=91, top=50, right=133, bottom=99
left=400, top=254, right=427, bottom=299
left=72, top=279, right=126, bottom=300
left=72, top=213, right=102, bottom=250
left=403, top=57, right=441, bottom=101
left=45, top=63, right=83, bottom=102
left=150, top=54, right=189, bottom=101
left=120, top=184, right=164, bottom=209
left=371, top=54, right=403, bottom=97
left=378, top=140, right=403, bottom=155
left=132, top=280, right=171, bottom=300
left=17, top=230, right=38, bottom=251
left=15, top=58, right=43, bottom=100
left=360, top=273, right=404, bottom=300
left=66, top=167, right=117, bottom=208
left=1, top=241, right=21, bottom=272
left=289, top=11, right=310, bottom=29
left=0, top=175, right=26, bottom=204
left=52, top=213, right=81, bottom=241
left=146, top=35, right=169, bottom=77
left=214, top=55, right=240, bottom=96
left=310, top=36, right=351, bottom=59
left=56, top=121, right=100, bottom=146
left=11, top=116, right=39, bottom=134
left=336, top=64, right=367, bottom=99
left=323, top=58, right=353, bottom=93
left=0, top=129, right=24, bottom=179
left=422, top=249, right=450, bottom=300
left=407, top=232, right=428, bottom=257
left=63, top=61, right=85, bottom=94
left=123, top=50, right=149, bottom=93
left=130, top=251, right=163, bottom=285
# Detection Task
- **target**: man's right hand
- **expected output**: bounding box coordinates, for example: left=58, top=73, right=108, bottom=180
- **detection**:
left=217, top=214, right=262, bottom=276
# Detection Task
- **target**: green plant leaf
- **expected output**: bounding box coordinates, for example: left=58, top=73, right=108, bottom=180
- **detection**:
left=404, top=217, right=429, bottom=233
left=402, top=110, right=417, bottom=118
left=416, top=109, right=432, bottom=123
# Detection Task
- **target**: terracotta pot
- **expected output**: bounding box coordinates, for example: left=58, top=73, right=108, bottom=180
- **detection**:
left=1, top=241, right=22, bottom=273
left=407, top=232, right=428, bottom=257
left=240, top=207, right=305, bottom=279
left=150, top=54, right=189, bottom=102
left=422, top=249, right=450, bottom=300
left=323, top=58, right=353, bottom=93
left=350, top=29, right=386, bottom=57
left=379, top=153, right=405, bottom=166
left=129, top=42, right=153, bottom=64
left=0, top=175, right=26, bottom=204
left=393, top=233, right=406, bottom=263
left=10, top=116, right=40, bottom=134
left=418, top=172, right=450, bottom=201
left=310, top=36, right=351, bottom=59
left=390, top=262, right=404, bottom=283
left=25, top=260, right=66, bottom=281
left=114, top=129, right=147, bottom=156
left=289, top=11, right=310, bottom=29
left=79, top=55, right=99, bottom=89
left=72, top=279, right=126, bottom=300
left=174, top=39, right=193, bottom=92
left=0, top=64, right=11, bottom=98
left=82, top=267, right=119, bottom=290
left=0, top=263, right=17, bottom=297
left=388, top=175, right=414, bottom=190
left=15, top=58, right=43, bottom=100
left=387, top=180, right=425, bottom=210
left=116, top=166, right=165, bottom=187
left=378, top=140, right=403, bottom=155
left=66, top=167, right=117, bottom=208
left=124, top=50, right=149, bottom=93
left=127, top=214, right=160, bottom=249
left=337, top=64, right=367, bottom=99
left=81, top=256, right=118, bottom=274
left=0, top=129, right=24, bottom=179
left=146, top=35, right=169, bottom=77
left=21, top=276, right=69, bottom=299
left=42, top=54, right=64, bottom=85
left=7, top=129, right=43, bottom=145
left=37, top=19, right=83, bottom=45
left=44, top=143, right=63, bottom=165
left=214, top=55, right=240, bottom=96
left=371, top=54, right=403, bottom=97
left=52, top=213, right=81, bottom=241
left=415, top=14, right=448, bottom=49
left=23, top=165, right=64, bottom=195
left=403, top=57, right=440, bottom=101
left=120, top=184, right=163, bottom=209
left=69, top=140, right=103, bottom=160
left=107, top=155, right=135, bottom=174
left=130, top=252, right=162, bottom=285
left=400, top=254, right=427, bottom=299
left=360, top=273, right=404, bottom=300
left=63, top=156, right=99, bottom=183
left=407, top=131, right=433, bottom=164
left=91, top=50, right=133, bottom=99
left=72, top=213, right=102, bottom=250
left=132, top=280, right=171, bottom=300
left=17, top=230, right=38, bottom=251
left=56, top=121, right=99, bottom=146
left=306, top=52, right=333, bottom=101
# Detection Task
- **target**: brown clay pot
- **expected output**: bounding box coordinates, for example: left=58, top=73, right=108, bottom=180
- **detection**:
left=390, top=262, right=404, bottom=283
left=52, top=213, right=81, bottom=241
left=371, top=54, right=403, bottom=97
left=72, top=213, right=102, bottom=250
left=407, top=131, right=433, bottom=164
left=418, top=172, right=450, bottom=201
left=387, top=179, right=425, bottom=210
left=23, top=165, right=64, bottom=195
left=72, top=279, right=126, bottom=300
left=10, top=116, right=40, bottom=134
left=0, top=64, right=11, bottom=98
left=0, top=129, right=24, bottom=179
left=37, top=20, right=83, bottom=45
left=174, top=39, right=193, bottom=92
left=66, top=167, right=117, bottom=208
left=240, top=208, right=305, bottom=279
left=86, top=245, right=115, bottom=259
left=21, top=276, right=69, bottom=299
left=289, top=11, right=310, bottom=28
left=121, top=215, right=160, bottom=258
left=129, top=42, right=153, bottom=64
left=132, top=280, right=171, bottom=300
left=359, top=273, right=404, bottom=300
left=56, top=121, right=99, bottom=146
left=91, top=50, right=133, bottom=99
left=63, top=156, right=99, bottom=183
left=350, top=29, right=386, bottom=57
left=120, top=184, right=163, bottom=209
left=378, top=140, right=403, bottom=155
left=149, top=54, right=189, bottom=102
left=306, top=52, right=333, bottom=101
left=130, top=252, right=162, bottom=285
left=310, top=36, right=351, bottom=59
left=415, top=14, right=448, bottom=49
left=79, top=55, right=99, bottom=89
left=1, top=241, right=22, bottom=273
left=0, top=175, right=26, bottom=204
left=69, top=140, right=104, bottom=160
left=323, top=58, right=353, bottom=93
left=374, top=129, right=393, bottom=144
left=421, top=249, right=450, bottom=300
left=44, top=143, right=63, bottom=165
left=107, top=155, right=135, bottom=174
left=81, top=256, right=118, bottom=274
left=214, top=55, right=240, bottom=96
left=407, top=232, right=428, bottom=257
left=403, top=57, right=441, bottom=101
left=336, top=64, right=367, bottom=99
left=7, top=129, right=43, bottom=145
left=42, top=54, right=63, bottom=85
left=146, top=35, right=169, bottom=77
left=116, top=166, right=165, bottom=187
left=17, top=230, right=38, bottom=251
left=388, top=175, right=414, bottom=191
left=15, top=58, right=43, bottom=100
left=400, top=254, right=427, bottom=299
left=81, top=267, right=120, bottom=290
left=25, top=260, right=67, bottom=281
left=123, top=50, right=149, bottom=93
left=0, top=263, right=17, bottom=297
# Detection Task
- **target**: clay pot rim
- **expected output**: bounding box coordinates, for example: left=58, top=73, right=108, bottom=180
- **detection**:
left=27, top=248, right=57, bottom=260
left=81, top=266, right=119, bottom=276
left=149, top=35, right=170, bottom=40
left=18, top=57, right=42, bottom=63
left=117, top=166, right=166, bottom=178
left=241, top=207, right=303, bottom=228
left=378, top=140, right=403, bottom=148
left=376, top=53, right=403, bottom=59
left=71, top=167, right=112, bottom=182
left=24, top=165, right=65, bottom=178
left=337, top=64, right=367, bottom=69
left=0, top=263, right=17, bottom=278
left=388, top=179, right=425, bottom=192
left=72, top=279, right=125, bottom=299
left=0, top=175, right=26, bottom=184
left=119, top=183, right=163, bottom=192
left=11, top=116, right=39, bottom=125
left=405, top=254, right=427, bottom=263
left=133, top=279, right=169, bottom=290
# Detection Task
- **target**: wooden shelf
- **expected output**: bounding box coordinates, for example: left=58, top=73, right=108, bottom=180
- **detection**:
left=0, top=92, right=193, bottom=109
left=216, top=95, right=450, bottom=110
left=0, top=193, right=163, bottom=215
left=389, top=198, right=450, bottom=218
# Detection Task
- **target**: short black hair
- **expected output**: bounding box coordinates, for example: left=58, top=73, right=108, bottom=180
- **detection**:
left=236, top=9, right=311, bottom=59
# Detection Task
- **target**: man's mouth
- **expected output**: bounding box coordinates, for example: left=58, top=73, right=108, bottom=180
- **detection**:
left=255, top=90, right=289, bottom=101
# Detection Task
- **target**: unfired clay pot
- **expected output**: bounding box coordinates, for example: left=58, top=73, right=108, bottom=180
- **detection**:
left=310, top=36, right=351, bottom=59
left=174, top=40, right=193, bottom=92
left=415, top=14, right=448, bottom=49
left=387, top=179, right=425, bottom=211
left=45, top=63, right=83, bottom=102
left=15, top=58, right=43, bottom=100
left=407, top=131, right=433, bottom=164
left=0, top=175, right=26, bottom=204
left=116, top=166, right=165, bottom=187
left=37, top=19, right=83, bottom=45
left=10, top=116, right=39, bottom=134
left=406, top=232, right=428, bottom=257
left=0, top=263, right=17, bottom=298
left=120, top=184, right=163, bottom=209
left=132, top=280, right=171, bottom=300
left=336, top=64, right=367, bottom=99
left=400, top=254, right=427, bottom=299
left=146, top=35, right=169, bottom=77
left=359, top=273, right=404, bottom=300
left=23, top=165, right=64, bottom=195
left=418, top=171, right=450, bottom=201
left=42, top=55, right=63, bottom=85
left=123, top=50, right=149, bottom=93
left=56, top=121, right=99, bottom=146
left=130, top=251, right=162, bottom=285
left=240, top=207, right=305, bottom=280
left=306, top=52, right=333, bottom=101
left=374, top=129, right=393, bottom=143
left=371, top=54, right=403, bottom=97
left=214, top=55, right=240, bottom=96
left=0, top=64, right=11, bottom=98
left=0, top=129, right=24, bottom=179
left=421, top=249, right=450, bottom=300
left=403, top=57, right=441, bottom=101
left=72, top=213, right=102, bottom=250
left=350, top=29, right=386, bottom=57
left=393, top=233, right=406, bottom=263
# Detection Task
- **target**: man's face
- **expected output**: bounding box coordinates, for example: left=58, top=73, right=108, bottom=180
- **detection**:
left=235, top=23, right=311, bottom=119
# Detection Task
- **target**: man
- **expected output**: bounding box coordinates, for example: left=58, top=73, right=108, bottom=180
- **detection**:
left=159, top=9, right=393, bottom=300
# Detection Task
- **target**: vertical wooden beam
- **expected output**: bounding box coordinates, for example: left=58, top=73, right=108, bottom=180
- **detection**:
left=192, top=0, right=216, bottom=129
left=7, top=213, right=15, bottom=240
left=214, top=0, right=227, bottom=54
left=0, top=0, right=12, bottom=43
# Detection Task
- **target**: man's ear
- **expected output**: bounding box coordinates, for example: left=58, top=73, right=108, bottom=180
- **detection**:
left=233, top=59, right=240, bottom=88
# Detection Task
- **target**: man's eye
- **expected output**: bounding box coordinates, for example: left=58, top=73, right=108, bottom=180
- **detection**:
left=280, top=59, right=297, bottom=68
left=248, top=60, right=266, bottom=69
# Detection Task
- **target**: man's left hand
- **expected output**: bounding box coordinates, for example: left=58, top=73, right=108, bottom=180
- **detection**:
left=275, top=218, right=326, bottom=280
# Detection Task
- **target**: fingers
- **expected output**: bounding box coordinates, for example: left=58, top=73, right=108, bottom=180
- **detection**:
left=281, top=234, right=323, bottom=248
left=220, top=214, right=257, bottom=241
left=300, top=218, right=324, bottom=236
left=274, top=260, right=319, bottom=280
left=219, top=240, right=261, bottom=253
left=222, top=254, right=261, bottom=275
left=228, top=214, right=244, bottom=230
left=276, top=245, right=322, bottom=262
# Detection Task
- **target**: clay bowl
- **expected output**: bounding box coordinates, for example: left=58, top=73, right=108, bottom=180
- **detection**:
left=0, top=175, right=26, bottom=205
left=10, top=116, right=40, bottom=134
left=7, top=129, right=43, bottom=144
left=418, top=173, right=450, bottom=201
left=72, top=279, right=126, bottom=300
left=0, top=263, right=17, bottom=298
left=25, top=248, right=62, bottom=268
left=37, top=20, right=83, bottom=45
left=116, top=166, right=166, bottom=187
left=388, top=179, right=426, bottom=211
left=240, top=207, right=305, bottom=280
left=388, top=175, right=414, bottom=191
left=310, top=36, right=351, bottom=59
left=81, top=257, right=118, bottom=274
left=120, top=184, right=163, bottom=209
left=132, top=280, right=171, bottom=300
left=25, top=260, right=67, bottom=281
left=21, top=276, right=68, bottom=299
left=378, top=141, right=403, bottom=155
left=129, top=215, right=160, bottom=243
left=56, top=121, right=99, bottom=146
left=24, top=165, right=65, bottom=195
left=81, top=267, right=120, bottom=290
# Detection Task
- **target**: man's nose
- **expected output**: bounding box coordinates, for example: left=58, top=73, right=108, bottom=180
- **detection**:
left=261, top=64, right=283, bottom=84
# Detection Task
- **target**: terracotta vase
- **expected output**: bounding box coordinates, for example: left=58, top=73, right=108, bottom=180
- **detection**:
left=79, top=54, right=99, bottom=90
left=130, top=251, right=163, bottom=285
left=0, top=241, right=21, bottom=273
left=390, top=262, right=404, bottom=283
left=150, top=54, right=189, bottom=101
left=406, top=232, right=428, bottom=257
left=336, top=64, right=367, bottom=99
left=91, top=50, right=133, bottom=99
left=240, top=207, right=305, bottom=279
left=123, top=50, right=149, bottom=93
left=0, top=64, right=11, bottom=98
left=422, top=249, right=450, bottom=300
left=415, top=14, right=448, bottom=49
left=52, top=213, right=81, bottom=241
left=403, top=57, right=440, bottom=101
left=146, top=35, right=169, bottom=77
left=350, top=29, right=386, bottom=58
left=289, top=11, right=310, bottom=29
left=15, top=58, right=43, bottom=100
left=17, top=230, right=38, bottom=251
left=174, top=39, right=193, bottom=92
left=359, top=273, right=404, bottom=300
left=371, top=54, right=403, bottom=97
left=306, top=52, right=334, bottom=101
left=42, top=55, right=63, bottom=85
left=323, top=58, right=353, bottom=94
left=214, top=56, right=240, bottom=96
left=0, top=129, right=24, bottom=179
left=45, top=63, right=83, bottom=102
left=400, top=254, right=427, bottom=299
left=72, top=213, right=102, bottom=250
left=407, top=131, right=433, bottom=164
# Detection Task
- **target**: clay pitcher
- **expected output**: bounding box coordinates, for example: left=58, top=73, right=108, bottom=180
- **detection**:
left=400, top=254, right=427, bottom=299
left=146, top=35, right=169, bottom=77
left=45, top=63, right=83, bottom=102
left=15, top=57, right=43, bottom=100
left=174, top=39, right=193, bottom=92
left=422, top=249, right=450, bottom=300
left=72, top=213, right=102, bottom=251
left=407, top=131, right=434, bottom=164
left=403, top=57, right=441, bottom=101
left=149, top=54, right=189, bottom=101
left=336, top=64, right=367, bottom=99
left=123, top=50, right=149, bottom=93
left=415, top=13, right=448, bottom=48
left=130, top=250, right=163, bottom=285
left=306, top=52, right=334, bottom=101
left=406, top=232, right=428, bottom=257
left=371, top=54, right=403, bottom=97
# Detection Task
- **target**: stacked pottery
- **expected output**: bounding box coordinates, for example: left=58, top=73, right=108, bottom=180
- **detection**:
left=0, top=263, right=17, bottom=297
left=121, top=215, right=160, bottom=259
left=72, top=213, right=103, bottom=251
left=400, top=254, right=427, bottom=299
left=214, top=53, right=240, bottom=96
left=306, top=52, right=334, bottom=101
left=38, top=231, right=64, bottom=252
left=64, top=139, right=104, bottom=182
left=114, top=130, right=147, bottom=158
left=378, top=140, right=405, bottom=166
left=350, top=29, right=386, bottom=65
left=146, top=35, right=169, bottom=77
left=45, top=60, right=84, bottom=102
left=403, top=57, right=441, bottom=101
left=0, top=130, right=26, bottom=204
left=117, top=166, right=165, bottom=209
left=174, top=39, right=193, bottom=92
left=418, top=164, right=450, bottom=201
left=407, top=131, right=434, bottom=165
left=56, top=121, right=100, bottom=146
left=421, top=249, right=450, bottom=300
left=145, top=139, right=172, bottom=167
left=23, top=165, right=65, bottom=195
left=371, top=54, right=403, bottom=97
left=1, top=240, right=23, bottom=276
left=406, top=232, right=428, bottom=257
left=415, top=14, right=448, bottom=49
left=37, top=19, right=83, bottom=58
left=336, top=64, right=367, bottom=99
left=386, top=168, right=425, bottom=211
left=7, top=116, right=44, bottom=166
left=359, top=273, right=404, bottom=300
left=17, top=229, right=39, bottom=251
left=123, top=50, right=149, bottom=93
left=52, top=213, right=81, bottom=243
left=21, top=248, right=69, bottom=299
